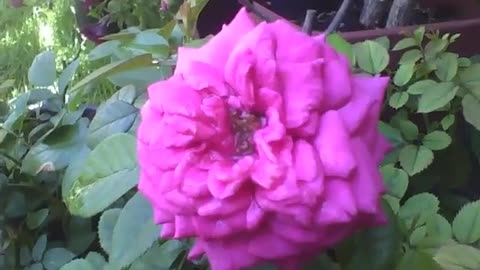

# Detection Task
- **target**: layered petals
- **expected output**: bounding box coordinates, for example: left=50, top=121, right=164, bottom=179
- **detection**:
left=137, top=7, right=390, bottom=270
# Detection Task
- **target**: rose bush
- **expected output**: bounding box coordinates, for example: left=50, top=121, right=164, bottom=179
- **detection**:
left=137, top=7, right=391, bottom=270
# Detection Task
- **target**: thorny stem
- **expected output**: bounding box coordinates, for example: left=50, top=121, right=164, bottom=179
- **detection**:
left=302, top=9, right=317, bottom=35
left=325, top=0, right=352, bottom=34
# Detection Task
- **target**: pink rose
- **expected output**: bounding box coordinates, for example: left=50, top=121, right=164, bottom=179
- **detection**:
left=137, top=8, right=391, bottom=270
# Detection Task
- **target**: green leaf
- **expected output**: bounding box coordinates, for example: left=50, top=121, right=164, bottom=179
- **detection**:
left=462, top=94, right=480, bottom=131
left=399, top=49, right=422, bottom=64
left=130, top=240, right=184, bottom=270
left=69, top=54, right=154, bottom=94
left=43, top=248, right=76, bottom=270
left=393, top=37, right=417, bottom=51
left=379, top=121, right=405, bottom=148
left=435, top=52, right=458, bottom=81
left=381, top=164, right=409, bottom=199
left=84, top=252, right=106, bottom=269
left=434, top=243, right=480, bottom=270
left=399, top=145, right=434, bottom=176
left=418, top=82, right=458, bottom=113
left=108, top=66, right=172, bottom=90
left=424, top=39, right=449, bottom=61
left=452, top=201, right=480, bottom=244
left=458, top=57, right=471, bottom=67
left=88, top=40, right=121, bottom=61
left=394, top=63, right=415, bottom=86
left=62, top=146, right=91, bottom=201
left=65, top=134, right=138, bottom=217
left=426, top=214, right=452, bottom=241
left=110, top=193, right=160, bottom=268
left=399, top=193, right=440, bottom=230
left=59, top=259, right=94, bottom=270
left=58, top=59, right=81, bottom=96
left=396, top=250, right=441, bottom=270
left=21, top=119, right=88, bottom=175
left=422, top=131, right=452, bottom=151
left=32, top=234, right=47, bottom=262
left=28, top=51, right=57, bottom=87
left=327, top=33, right=355, bottom=66
left=374, top=36, right=390, bottom=50
left=409, top=226, right=427, bottom=246
left=88, top=100, right=138, bottom=148
left=98, top=208, right=121, bottom=256
left=459, top=63, right=480, bottom=90
left=407, top=80, right=437, bottom=95
left=354, top=40, right=389, bottom=74
left=342, top=201, right=400, bottom=270
left=26, top=208, right=49, bottom=229
left=107, top=85, right=136, bottom=105
left=398, top=120, right=419, bottom=141
left=441, top=114, right=455, bottom=130
left=389, top=92, right=410, bottom=109
left=414, top=26, right=425, bottom=44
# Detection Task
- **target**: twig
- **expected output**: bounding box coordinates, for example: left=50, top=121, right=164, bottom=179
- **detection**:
left=238, top=0, right=274, bottom=22
left=325, top=0, right=352, bottom=34
left=302, top=9, right=317, bottom=35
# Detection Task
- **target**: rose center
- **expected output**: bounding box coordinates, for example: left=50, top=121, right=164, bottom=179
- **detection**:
left=229, top=108, right=265, bottom=157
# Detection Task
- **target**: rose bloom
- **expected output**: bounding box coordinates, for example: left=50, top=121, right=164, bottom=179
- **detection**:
left=137, top=7, right=391, bottom=270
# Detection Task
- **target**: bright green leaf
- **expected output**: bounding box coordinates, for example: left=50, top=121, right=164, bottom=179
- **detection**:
left=110, top=193, right=160, bottom=268
left=394, top=63, right=415, bottom=86
left=42, top=248, right=76, bottom=270
left=409, top=226, right=427, bottom=246
left=459, top=63, right=480, bottom=90
left=399, top=49, right=422, bottom=64
left=354, top=40, right=389, bottom=74
left=426, top=214, right=452, bottom=241
left=396, top=250, right=441, bottom=270
left=452, top=201, right=480, bottom=244
left=399, top=193, right=440, bottom=230
left=418, top=82, right=458, bottom=113
left=458, top=57, right=471, bottom=67
left=88, top=100, right=138, bottom=148
left=327, top=33, right=355, bottom=66
left=424, top=39, right=449, bottom=61
left=374, top=36, right=390, bottom=50
left=422, top=131, right=452, bottom=151
left=389, top=92, right=410, bottom=109
left=414, top=27, right=426, bottom=44
left=28, top=51, right=56, bottom=87
left=26, top=208, right=49, bottom=229
left=108, top=66, right=172, bottom=90
left=393, top=37, right=417, bottom=51
left=98, top=208, right=121, bottom=256
left=399, top=145, right=434, bottom=175
left=435, top=52, right=458, bottom=81
left=434, top=243, right=480, bottom=270
left=380, top=164, right=409, bottom=199
left=462, top=94, right=480, bottom=131
left=407, top=80, right=437, bottom=95
left=441, top=114, right=455, bottom=130
left=62, top=146, right=91, bottom=201
left=65, top=134, right=138, bottom=217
